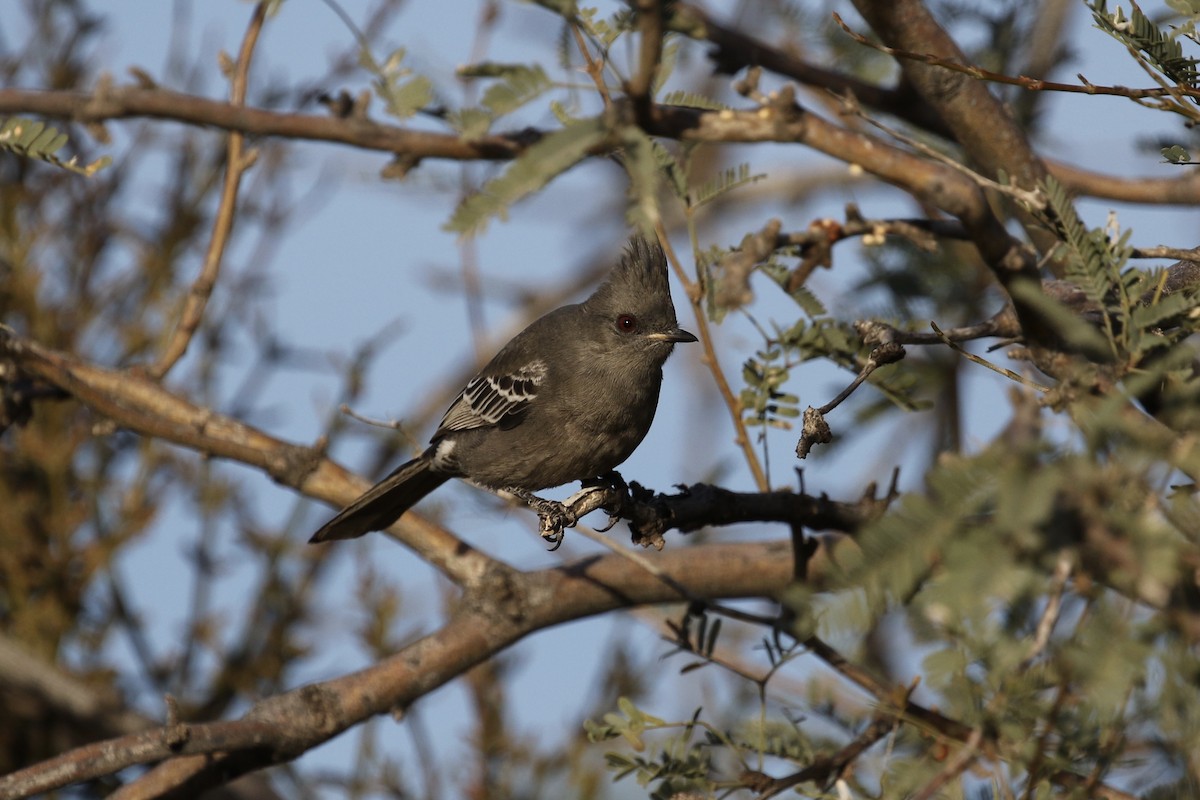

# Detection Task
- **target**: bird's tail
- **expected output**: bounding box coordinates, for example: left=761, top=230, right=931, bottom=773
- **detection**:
left=309, top=457, right=449, bottom=543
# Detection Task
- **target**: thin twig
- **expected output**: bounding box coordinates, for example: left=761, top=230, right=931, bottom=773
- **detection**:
left=816, top=343, right=905, bottom=416
left=570, top=22, right=612, bottom=107
left=1021, top=549, right=1073, bottom=667
left=831, top=12, right=1200, bottom=103
left=1131, top=245, right=1200, bottom=262
left=150, top=2, right=267, bottom=378
left=657, top=223, right=769, bottom=490
left=338, top=403, right=406, bottom=430
left=931, top=321, right=1049, bottom=391
left=1118, top=41, right=1199, bottom=122
left=837, top=91, right=1047, bottom=210
left=757, top=714, right=894, bottom=799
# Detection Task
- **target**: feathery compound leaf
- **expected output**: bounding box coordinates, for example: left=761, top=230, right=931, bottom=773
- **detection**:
left=580, top=7, right=635, bottom=47
left=474, top=64, right=553, bottom=117
left=549, top=100, right=580, bottom=126
left=690, top=163, right=765, bottom=209
left=12, top=119, right=45, bottom=147
left=1038, top=177, right=1142, bottom=354
left=1130, top=288, right=1198, bottom=334
left=383, top=74, right=433, bottom=119
left=844, top=450, right=1001, bottom=607
left=444, top=117, right=607, bottom=237
left=759, top=256, right=827, bottom=317
left=660, top=90, right=728, bottom=111
left=649, top=139, right=688, bottom=200
left=1041, top=177, right=1117, bottom=305
left=447, top=107, right=493, bottom=140
left=0, top=116, right=110, bottom=176
left=789, top=284, right=826, bottom=318
left=367, top=47, right=433, bottom=120
left=1091, top=1, right=1199, bottom=89
left=447, top=64, right=553, bottom=137
left=1162, top=144, right=1194, bottom=163
left=555, top=19, right=574, bottom=70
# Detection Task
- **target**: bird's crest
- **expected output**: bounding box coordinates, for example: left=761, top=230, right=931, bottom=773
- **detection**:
left=586, top=236, right=671, bottom=312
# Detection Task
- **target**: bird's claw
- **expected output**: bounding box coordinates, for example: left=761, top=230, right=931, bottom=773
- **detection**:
left=504, top=487, right=577, bottom=547
left=596, top=513, right=620, bottom=533
left=530, top=498, right=577, bottom=550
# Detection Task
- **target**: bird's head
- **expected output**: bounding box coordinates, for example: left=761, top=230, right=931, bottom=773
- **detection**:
left=583, top=236, right=698, bottom=357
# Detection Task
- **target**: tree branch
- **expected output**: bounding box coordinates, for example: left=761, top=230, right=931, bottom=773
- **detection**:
left=0, top=325, right=875, bottom=560
left=150, top=2, right=267, bottom=378
left=671, top=3, right=951, bottom=136
left=0, top=540, right=814, bottom=798
left=0, top=324, right=488, bottom=584
left=0, top=86, right=525, bottom=161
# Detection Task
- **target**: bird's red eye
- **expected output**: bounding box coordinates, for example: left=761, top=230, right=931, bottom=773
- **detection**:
left=616, top=314, right=638, bottom=333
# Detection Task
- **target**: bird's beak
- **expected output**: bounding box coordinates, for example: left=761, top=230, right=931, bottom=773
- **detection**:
left=649, top=327, right=699, bottom=344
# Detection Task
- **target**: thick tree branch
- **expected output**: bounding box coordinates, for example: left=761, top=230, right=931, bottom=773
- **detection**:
left=0, top=540, right=814, bottom=798
left=629, top=0, right=666, bottom=120
left=8, top=83, right=1200, bottom=211
left=647, top=100, right=1054, bottom=347
left=677, top=2, right=1200, bottom=207
left=0, top=324, right=486, bottom=583
left=842, top=0, right=1067, bottom=346
left=849, top=0, right=1050, bottom=194
left=1049, top=159, right=1200, bottom=204
left=672, top=3, right=952, bottom=136
left=0, top=86, right=525, bottom=161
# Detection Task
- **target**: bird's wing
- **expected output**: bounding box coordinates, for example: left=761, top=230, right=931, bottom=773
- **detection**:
left=436, top=360, right=547, bottom=434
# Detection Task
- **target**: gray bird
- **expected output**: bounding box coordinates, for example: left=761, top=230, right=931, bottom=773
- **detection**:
left=310, top=236, right=697, bottom=543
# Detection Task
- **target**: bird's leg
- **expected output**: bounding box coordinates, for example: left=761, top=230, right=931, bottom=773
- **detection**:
left=505, top=488, right=577, bottom=549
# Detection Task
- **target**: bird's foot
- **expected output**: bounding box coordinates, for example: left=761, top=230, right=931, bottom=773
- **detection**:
left=562, top=481, right=621, bottom=532
left=584, top=471, right=629, bottom=531
left=508, top=473, right=632, bottom=549
left=507, top=488, right=578, bottom=550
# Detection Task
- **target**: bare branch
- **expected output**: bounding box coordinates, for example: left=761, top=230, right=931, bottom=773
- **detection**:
left=0, top=86, right=525, bottom=161
left=0, top=324, right=488, bottom=584
left=150, top=3, right=268, bottom=378
left=657, top=224, right=770, bottom=490
left=1, top=540, right=811, bottom=798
